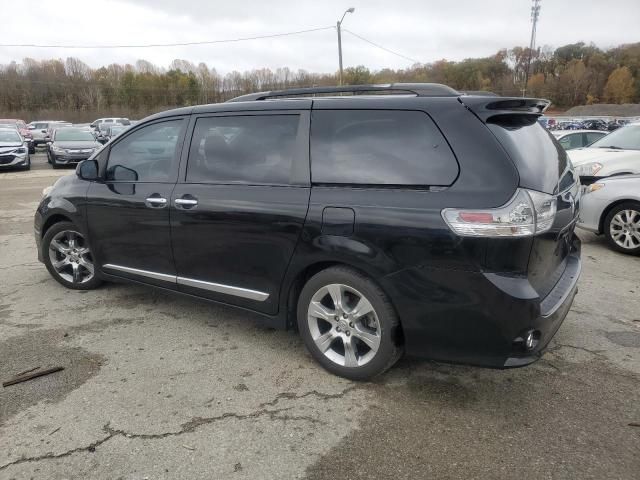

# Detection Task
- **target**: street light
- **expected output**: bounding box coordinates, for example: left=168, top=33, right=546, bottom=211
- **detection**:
left=337, top=7, right=355, bottom=86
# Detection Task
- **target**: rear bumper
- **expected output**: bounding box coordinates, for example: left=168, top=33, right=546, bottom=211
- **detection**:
left=382, top=235, right=581, bottom=368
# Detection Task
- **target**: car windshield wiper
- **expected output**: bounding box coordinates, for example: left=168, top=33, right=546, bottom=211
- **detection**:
left=597, top=145, right=625, bottom=149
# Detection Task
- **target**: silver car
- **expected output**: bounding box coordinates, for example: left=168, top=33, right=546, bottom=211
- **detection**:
left=578, top=174, right=640, bottom=255
left=0, top=128, right=31, bottom=170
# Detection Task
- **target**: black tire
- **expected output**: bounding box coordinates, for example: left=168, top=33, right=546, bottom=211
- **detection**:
left=28, top=145, right=35, bottom=154
left=42, top=221, right=103, bottom=290
left=22, top=156, right=31, bottom=171
left=604, top=201, right=640, bottom=255
left=297, top=266, right=403, bottom=380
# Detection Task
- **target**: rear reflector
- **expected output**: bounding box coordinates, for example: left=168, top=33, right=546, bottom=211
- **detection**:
left=442, top=188, right=557, bottom=237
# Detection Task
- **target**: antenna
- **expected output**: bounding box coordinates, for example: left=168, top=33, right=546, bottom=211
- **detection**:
left=523, top=0, right=541, bottom=97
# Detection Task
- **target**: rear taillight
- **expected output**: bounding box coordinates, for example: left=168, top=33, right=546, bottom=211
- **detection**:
left=442, top=188, right=557, bottom=237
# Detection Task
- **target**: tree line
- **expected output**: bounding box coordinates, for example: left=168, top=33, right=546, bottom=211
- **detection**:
left=0, top=41, right=638, bottom=121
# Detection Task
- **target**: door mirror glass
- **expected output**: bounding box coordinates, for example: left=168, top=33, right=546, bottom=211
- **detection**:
left=77, top=159, right=99, bottom=181
left=109, top=164, right=139, bottom=182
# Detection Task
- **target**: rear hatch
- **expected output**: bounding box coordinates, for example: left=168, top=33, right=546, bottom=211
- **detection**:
left=462, top=97, right=580, bottom=299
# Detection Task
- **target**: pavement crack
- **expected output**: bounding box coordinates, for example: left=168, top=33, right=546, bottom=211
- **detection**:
left=0, top=386, right=354, bottom=470
left=258, top=385, right=359, bottom=408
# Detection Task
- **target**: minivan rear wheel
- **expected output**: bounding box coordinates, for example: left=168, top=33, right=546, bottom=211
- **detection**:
left=604, top=202, right=640, bottom=255
left=297, top=266, right=402, bottom=380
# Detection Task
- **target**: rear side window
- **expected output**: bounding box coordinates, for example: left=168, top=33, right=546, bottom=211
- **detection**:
left=310, top=110, right=458, bottom=186
left=186, top=115, right=301, bottom=185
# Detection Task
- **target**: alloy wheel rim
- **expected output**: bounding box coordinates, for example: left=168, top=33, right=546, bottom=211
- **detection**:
left=48, top=230, right=95, bottom=284
left=610, top=209, right=640, bottom=250
left=307, top=283, right=381, bottom=368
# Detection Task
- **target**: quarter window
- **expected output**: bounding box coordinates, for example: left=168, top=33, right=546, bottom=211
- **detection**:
left=187, top=115, right=302, bottom=185
left=310, top=110, right=458, bottom=185
left=106, top=119, right=184, bottom=182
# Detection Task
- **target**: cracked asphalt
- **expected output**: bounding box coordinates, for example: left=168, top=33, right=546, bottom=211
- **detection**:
left=1, top=153, right=639, bottom=480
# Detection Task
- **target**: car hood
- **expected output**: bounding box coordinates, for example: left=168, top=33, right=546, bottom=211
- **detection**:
left=54, top=141, right=99, bottom=149
left=0, top=142, right=24, bottom=152
left=569, top=147, right=640, bottom=166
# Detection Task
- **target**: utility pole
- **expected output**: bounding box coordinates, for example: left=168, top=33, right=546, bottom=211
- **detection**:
left=523, top=0, right=541, bottom=96
left=337, top=8, right=355, bottom=86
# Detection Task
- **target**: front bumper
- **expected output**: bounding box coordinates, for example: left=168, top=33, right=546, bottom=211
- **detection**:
left=51, top=153, right=90, bottom=165
left=0, top=153, right=29, bottom=168
left=382, top=235, right=581, bottom=368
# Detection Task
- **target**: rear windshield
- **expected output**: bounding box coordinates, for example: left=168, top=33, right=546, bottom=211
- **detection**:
left=487, top=115, right=569, bottom=194
left=588, top=124, right=640, bottom=150
left=310, top=110, right=459, bottom=186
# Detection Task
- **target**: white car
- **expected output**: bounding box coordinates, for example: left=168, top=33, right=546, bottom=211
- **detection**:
left=569, top=123, right=640, bottom=184
left=551, top=130, right=607, bottom=150
left=578, top=175, right=640, bottom=255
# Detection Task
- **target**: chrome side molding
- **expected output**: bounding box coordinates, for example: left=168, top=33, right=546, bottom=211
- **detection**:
left=101, top=264, right=269, bottom=301
left=177, top=276, right=269, bottom=301
left=102, top=264, right=176, bottom=283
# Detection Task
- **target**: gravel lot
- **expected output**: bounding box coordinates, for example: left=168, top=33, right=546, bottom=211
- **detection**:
left=1, top=152, right=639, bottom=480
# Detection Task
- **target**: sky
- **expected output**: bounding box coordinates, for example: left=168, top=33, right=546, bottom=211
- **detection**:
left=1, top=0, right=638, bottom=74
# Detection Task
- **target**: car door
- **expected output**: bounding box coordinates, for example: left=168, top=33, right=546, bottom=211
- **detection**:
left=86, top=117, right=188, bottom=288
left=170, top=109, right=311, bottom=314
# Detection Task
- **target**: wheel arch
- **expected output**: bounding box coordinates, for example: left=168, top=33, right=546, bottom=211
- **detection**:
left=283, top=260, right=404, bottom=345
left=41, top=213, right=73, bottom=238
left=599, top=198, right=640, bottom=234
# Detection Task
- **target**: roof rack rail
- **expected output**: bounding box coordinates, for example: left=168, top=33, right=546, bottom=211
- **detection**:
left=227, top=83, right=460, bottom=102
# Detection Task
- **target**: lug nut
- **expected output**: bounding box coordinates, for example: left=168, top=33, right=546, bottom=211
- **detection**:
left=336, top=326, right=341, bottom=332
left=349, top=322, right=354, bottom=328
left=346, top=331, right=351, bottom=336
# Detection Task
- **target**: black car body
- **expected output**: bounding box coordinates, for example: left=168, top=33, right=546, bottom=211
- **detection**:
left=47, top=127, right=101, bottom=168
left=35, top=84, right=581, bottom=379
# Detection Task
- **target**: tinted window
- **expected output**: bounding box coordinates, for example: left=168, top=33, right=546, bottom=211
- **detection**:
left=585, top=132, right=606, bottom=145
left=54, top=129, right=95, bottom=141
left=187, top=115, right=301, bottom=185
left=106, top=120, right=184, bottom=182
left=310, top=110, right=458, bottom=185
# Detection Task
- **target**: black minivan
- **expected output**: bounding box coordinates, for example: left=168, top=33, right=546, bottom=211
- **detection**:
left=35, top=84, right=581, bottom=380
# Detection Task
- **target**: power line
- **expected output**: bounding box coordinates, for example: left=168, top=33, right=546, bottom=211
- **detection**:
left=342, top=29, right=420, bottom=64
left=0, top=26, right=335, bottom=49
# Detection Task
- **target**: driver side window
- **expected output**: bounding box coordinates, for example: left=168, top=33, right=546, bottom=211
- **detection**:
left=106, top=119, right=184, bottom=182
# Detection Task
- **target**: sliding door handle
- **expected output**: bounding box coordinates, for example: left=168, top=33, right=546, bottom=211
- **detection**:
left=175, top=197, right=198, bottom=209
left=145, top=196, right=167, bottom=208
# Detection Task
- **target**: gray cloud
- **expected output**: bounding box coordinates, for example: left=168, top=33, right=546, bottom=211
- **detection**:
left=1, top=0, right=638, bottom=72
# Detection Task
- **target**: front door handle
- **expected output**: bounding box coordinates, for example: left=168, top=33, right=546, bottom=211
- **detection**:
left=145, top=196, right=167, bottom=208
left=175, top=196, right=198, bottom=209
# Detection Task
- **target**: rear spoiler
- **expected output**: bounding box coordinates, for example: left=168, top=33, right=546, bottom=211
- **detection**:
left=459, top=96, right=551, bottom=122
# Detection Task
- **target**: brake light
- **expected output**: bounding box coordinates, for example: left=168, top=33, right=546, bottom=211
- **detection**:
left=442, top=188, right=557, bottom=237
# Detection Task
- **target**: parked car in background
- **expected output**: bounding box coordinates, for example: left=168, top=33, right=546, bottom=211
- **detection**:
left=90, top=117, right=131, bottom=130
left=552, top=130, right=608, bottom=150
left=578, top=175, right=640, bottom=255
left=0, top=128, right=31, bottom=170
left=46, top=127, right=102, bottom=168
left=537, top=115, right=556, bottom=129
left=555, top=120, right=584, bottom=131
left=28, top=121, right=67, bottom=147
left=95, top=123, right=111, bottom=144
left=0, top=119, right=35, bottom=153
left=45, top=122, right=72, bottom=142
left=105, top=124, right=128, bottom=141
left=570, top=123, right=640, bottom=184
left=35, top=84, right=581, bottom=380
left=580, top=119, right=609, bottom=131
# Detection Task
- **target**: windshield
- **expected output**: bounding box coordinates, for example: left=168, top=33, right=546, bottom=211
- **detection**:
left=111, top=127, right=126, bottom=134
left=0, top=130, right=21, bottom=142
left=55, top=129, right=95, bottom=142
left=589, top=124, right=640, bottom=150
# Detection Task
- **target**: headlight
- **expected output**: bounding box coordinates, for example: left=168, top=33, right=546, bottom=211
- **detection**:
left=51, top=145, right=66, bottom=154
left=576, top=162, right=603, bottom=177
left=586, top=183, right=605, bottom=193
left=15, top=147, right=27, bottom=154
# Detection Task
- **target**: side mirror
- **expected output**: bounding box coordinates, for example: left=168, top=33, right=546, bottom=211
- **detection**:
left=28, top=125, right=35, bottom=130
left=41, top=129, right=47, bottom=133
left=77, top=159, right=99, bottom=181
left=108, top=164, right=138, bottom=182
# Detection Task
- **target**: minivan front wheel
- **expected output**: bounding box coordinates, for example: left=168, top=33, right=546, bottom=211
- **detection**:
left=42, top=222, right=103, bottom=290
left=297, top=266, right=402, bottom=380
